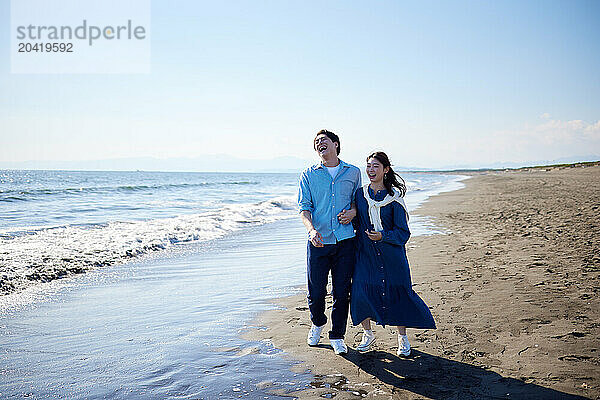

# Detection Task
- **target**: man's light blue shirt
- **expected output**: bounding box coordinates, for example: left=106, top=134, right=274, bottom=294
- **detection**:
left=298, top=159, right=362, bottom=244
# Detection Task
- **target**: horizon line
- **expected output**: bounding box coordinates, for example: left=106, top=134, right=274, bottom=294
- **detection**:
left=2, top=160, right=599, bottom=174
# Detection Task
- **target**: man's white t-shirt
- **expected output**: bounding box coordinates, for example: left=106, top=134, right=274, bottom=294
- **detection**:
left=326, top=164, right=341, bottom=179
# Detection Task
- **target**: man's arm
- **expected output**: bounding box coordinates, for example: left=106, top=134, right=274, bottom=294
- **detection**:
left=337, top=168, right=361, bottom=224
left=300, top=210, right=324, bottom=247
left=298, top=171, right=324, bottom=247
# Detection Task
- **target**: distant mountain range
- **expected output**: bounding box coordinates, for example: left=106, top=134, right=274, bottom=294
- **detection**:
left=1, top=154, right=598, bottom=173
left=0, top=155, right=313, bottom=173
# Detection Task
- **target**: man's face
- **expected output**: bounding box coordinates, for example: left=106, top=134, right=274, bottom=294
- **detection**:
left=314, top=134, right=338, bottom=158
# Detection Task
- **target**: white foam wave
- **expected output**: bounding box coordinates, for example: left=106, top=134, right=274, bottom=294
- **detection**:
left=0, top=195, right=296, bottom=295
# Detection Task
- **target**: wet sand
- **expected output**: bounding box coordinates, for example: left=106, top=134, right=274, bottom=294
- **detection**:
left=245, top=165, right=600, bottom=399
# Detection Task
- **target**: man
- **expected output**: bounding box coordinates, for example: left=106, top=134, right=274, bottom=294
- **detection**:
left=297, top=129, right=361, bottom=355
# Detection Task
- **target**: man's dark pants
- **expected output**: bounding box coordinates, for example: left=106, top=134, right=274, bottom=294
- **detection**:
left=307, top=237, right=356, bottom=340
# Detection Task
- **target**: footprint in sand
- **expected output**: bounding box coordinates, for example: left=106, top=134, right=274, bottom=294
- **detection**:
left=461, top=292, right=473, bottom=300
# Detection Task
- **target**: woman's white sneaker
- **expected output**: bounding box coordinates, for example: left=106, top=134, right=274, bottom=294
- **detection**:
left=356, top=330, right=376, bottom=352
left=397, top=334, right=411, bottom=357
left=330, top=339, right=348, bottom=355
left=307, top=324, right=325, bottom=346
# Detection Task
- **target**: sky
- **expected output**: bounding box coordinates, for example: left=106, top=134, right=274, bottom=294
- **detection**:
left=1, top=0, right=599, bottom=170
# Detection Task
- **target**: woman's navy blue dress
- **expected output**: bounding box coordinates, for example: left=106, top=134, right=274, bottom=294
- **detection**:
left=350, top=186, right=436, bottom=329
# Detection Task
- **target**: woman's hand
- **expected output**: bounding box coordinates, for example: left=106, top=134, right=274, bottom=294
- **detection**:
left=365, top=230, right=382, bottom=241
left=309, top=228, right=324, bottom=247
left=337, top=208, right=356, bottom=224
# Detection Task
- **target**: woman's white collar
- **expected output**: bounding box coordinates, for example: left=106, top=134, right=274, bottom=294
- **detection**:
left=363, top=184, right=409, bottom=231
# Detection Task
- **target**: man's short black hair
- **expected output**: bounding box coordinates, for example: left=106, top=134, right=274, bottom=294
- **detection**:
left=314, top=129, right=341, bottom=155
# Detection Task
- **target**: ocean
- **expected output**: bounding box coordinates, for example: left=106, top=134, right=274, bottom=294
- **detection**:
left=0, top=169, right=467, bottom=399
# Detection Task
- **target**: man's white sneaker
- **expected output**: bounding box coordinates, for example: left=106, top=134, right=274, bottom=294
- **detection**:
left=330, top=339, right=348, bottom=355
left=397, top=334, right=411, bottom=357
left=307, top=324, right=325, bottom=346
left=356, top=330, right=376, bottom=352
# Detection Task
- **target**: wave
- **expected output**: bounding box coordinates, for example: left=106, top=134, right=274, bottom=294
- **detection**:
left=0, top=181, right=260, bottom=202
left=0, top=195, right=297, bottom=295
left=1, top=196, right=29, bottom=203
left=2, top=195, right=296, bottom=240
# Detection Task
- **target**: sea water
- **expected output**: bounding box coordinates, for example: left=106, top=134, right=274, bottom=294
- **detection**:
left=0, top=169, right=467, bottom=399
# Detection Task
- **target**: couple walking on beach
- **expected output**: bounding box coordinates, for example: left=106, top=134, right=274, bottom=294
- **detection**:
left=298, top=130, right=436, bottom=356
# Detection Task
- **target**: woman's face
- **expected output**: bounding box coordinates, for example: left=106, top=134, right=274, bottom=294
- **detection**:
left=366, top=157, right=389, bottom=184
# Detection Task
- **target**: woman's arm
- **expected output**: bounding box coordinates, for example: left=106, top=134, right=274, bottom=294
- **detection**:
left=380, top=201, right=410, bottom=246
left=337, top=205, right=356, bottom=225
left=351, top=189, right=362, bottom=231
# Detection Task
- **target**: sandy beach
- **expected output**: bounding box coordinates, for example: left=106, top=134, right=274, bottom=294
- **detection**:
left=245, top=164, right=600, bottom=399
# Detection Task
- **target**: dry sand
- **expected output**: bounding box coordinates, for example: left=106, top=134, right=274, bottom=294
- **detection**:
left=245, top=165, right=600, bottom=399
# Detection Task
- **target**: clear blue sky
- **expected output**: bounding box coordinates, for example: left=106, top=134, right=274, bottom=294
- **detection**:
left=1, top=0, right=599, bottom=169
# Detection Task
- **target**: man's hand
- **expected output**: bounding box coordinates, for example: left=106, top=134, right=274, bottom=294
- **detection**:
left=300, top=211, right=324, bottom=247
left=365, top=229, right=382, bottom=241
left=309, top=228, right=324, bottom=247
left=337, top=208, right=356, bottom=225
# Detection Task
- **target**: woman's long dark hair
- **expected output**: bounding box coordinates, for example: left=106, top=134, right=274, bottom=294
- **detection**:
left=367, top=151, right=406, bottom=197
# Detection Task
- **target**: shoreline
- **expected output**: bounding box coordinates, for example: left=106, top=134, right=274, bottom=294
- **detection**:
left=244, top=165, right=599, bottom=399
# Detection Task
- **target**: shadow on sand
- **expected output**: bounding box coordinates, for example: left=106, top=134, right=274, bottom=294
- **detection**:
left=340, top=349, right=589, bottom=400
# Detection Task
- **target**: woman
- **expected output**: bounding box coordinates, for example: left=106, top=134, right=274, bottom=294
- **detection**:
left=351, top=151, right=436, bottom=356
